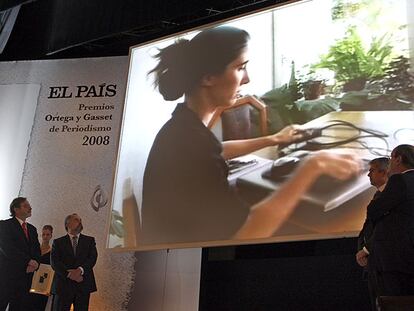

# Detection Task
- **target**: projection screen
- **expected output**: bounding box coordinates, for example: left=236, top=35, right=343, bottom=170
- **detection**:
left=108, top=0, right=414, bottom=251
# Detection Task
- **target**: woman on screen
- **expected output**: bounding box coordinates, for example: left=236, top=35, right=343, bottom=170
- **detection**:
left=141, top=26, right=362, bottom=244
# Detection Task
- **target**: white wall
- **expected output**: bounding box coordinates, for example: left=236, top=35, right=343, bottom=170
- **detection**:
left=0, top=84, right=39, bottom=220
left=0, top=58, right=202, bottom=311
left=129, top=249, right=202, bottom=311
left=0, top=58, right=135, bottom=310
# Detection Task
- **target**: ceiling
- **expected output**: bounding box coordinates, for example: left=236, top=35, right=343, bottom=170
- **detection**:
left=0, top=0, right=288, bottom=61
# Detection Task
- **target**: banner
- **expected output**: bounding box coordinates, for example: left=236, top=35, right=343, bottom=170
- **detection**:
left=0, top=57, right=136, bottom=310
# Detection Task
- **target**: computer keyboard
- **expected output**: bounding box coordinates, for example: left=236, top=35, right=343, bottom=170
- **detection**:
left=260, top=153, right=371, bottom=211
left=227, top=159, right=258, bottom=174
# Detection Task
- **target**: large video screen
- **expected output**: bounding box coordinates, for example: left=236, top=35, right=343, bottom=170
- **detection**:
left=108, top=0, right=414, bottom=250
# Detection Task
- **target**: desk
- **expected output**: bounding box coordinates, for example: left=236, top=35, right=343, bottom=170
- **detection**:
left=236, top=111, right=414, bottom=238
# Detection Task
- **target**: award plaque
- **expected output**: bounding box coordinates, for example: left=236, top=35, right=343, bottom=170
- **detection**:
left=30, top=263, right=55, bottom=296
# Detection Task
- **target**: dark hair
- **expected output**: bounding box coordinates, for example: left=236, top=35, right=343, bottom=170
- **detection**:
left=149, top=26, right=250, bottom=101
left=43, top=225, right=53, bottom=233
left=9, top=197, right=27, bottom=217
left=369, top=157, right=390, bottom=171
left=393, top=144, right=414, bottom=168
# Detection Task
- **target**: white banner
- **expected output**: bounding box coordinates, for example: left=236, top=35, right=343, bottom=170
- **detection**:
left=0, top=57, right=136, bottom=310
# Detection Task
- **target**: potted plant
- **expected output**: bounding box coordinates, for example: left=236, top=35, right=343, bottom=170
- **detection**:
left=380, top=56, right=414, bottom=97
left=312, top=27, right=394, bottom=91
left=339, top=56, right=414, bottom=111
left=298, top=69, right=326, bottom=100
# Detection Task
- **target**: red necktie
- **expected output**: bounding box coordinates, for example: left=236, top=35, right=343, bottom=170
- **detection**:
left=22, top=222, right=29, bottom=240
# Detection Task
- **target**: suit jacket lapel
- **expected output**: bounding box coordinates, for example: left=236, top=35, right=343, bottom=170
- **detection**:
left=76, top=234, right=83, bottom=257
left=65, top=234, right=76, bottom=257
left=27, top=224, right=35, bottom=244
left=373, top=190, right=381, bottom=200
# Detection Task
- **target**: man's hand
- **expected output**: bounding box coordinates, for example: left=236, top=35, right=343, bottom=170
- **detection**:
left=356, top=249, right=369, bottom=267
left=28, top=259, right=39, bottom=269
left=67, top=268, right=83, bottom=283
left=26, top=259, right=39, bottom=273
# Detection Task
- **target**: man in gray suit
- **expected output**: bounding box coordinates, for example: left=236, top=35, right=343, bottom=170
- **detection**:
left=51, top=213, right=97, bottom=311
left=356, top=157, right=389, bottom=310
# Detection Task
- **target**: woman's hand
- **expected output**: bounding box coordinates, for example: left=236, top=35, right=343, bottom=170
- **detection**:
left=269, top=125, right=305, bottom=146
left=303, top=150, right=363, bottom=180
left=222, top=124, right=305, bottom=159
left=235, top=149, right=364, bottom=240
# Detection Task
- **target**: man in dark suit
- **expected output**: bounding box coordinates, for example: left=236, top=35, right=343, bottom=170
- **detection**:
left=366, top=144, right=414, bottom=297
left=355, top=157, right=389, bottom=311
left=51, top=213, right=97, bottom=311
left=0, top=197, right=41, bottom=311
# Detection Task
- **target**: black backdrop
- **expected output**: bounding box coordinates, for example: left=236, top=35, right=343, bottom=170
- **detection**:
left=200, top=238, right=371, bottom=311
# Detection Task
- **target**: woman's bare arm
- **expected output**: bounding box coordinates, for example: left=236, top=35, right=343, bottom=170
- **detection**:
left=221, top=125, right=303, bottom=160
left=235, top=151, right=362, bottom=239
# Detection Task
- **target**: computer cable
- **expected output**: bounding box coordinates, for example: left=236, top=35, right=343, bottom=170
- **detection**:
left=393, top=128, right=414, bottom=144
left=281, top=119, right=390, bottom=157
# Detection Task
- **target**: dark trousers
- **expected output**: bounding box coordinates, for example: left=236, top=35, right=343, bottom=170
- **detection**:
left=30, top=292, right=50, bottom=311
left=0, top=274, right=33, bottom=311
left=376, top=271, right=414, bottom=296
left=53, top=291, right=90, bottom=311
left=366, top=270, right=379, bottom=311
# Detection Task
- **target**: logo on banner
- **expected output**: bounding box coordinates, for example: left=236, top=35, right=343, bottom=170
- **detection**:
left=90, top=184, right=108, bottom=212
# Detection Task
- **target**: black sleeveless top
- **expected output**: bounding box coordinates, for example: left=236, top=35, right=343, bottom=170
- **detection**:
left=142, top=103, right=249, bottom=245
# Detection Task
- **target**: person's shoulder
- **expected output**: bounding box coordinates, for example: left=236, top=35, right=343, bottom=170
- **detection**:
left=162, top=104, right=207, bottom=136
left=400, top=170, right=414, bottom=187
left=80, top=234, right=97, bottom=248
left=0, top=219, right=12, bottom=234
left=387, top=173, right=405, bottom=184
left=0, top=218, right=16, bottom=227
left=27, top=222, right=37, bottom=230
left=383, top=173, right=408, bottom=194
left=54, top=235, right=69, bottom=243
left=80, top=234, right=95, bottom=241
left=402, top=170, right=414, bottom=179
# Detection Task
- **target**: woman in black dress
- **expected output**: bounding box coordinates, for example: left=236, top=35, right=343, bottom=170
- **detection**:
left=31, top=225, right=53, bottom=311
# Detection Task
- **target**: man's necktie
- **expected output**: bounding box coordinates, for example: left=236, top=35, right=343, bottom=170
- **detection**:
left=72, top=236, right=78, bottom=256
left=22, top=222, right=29, bottom=240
